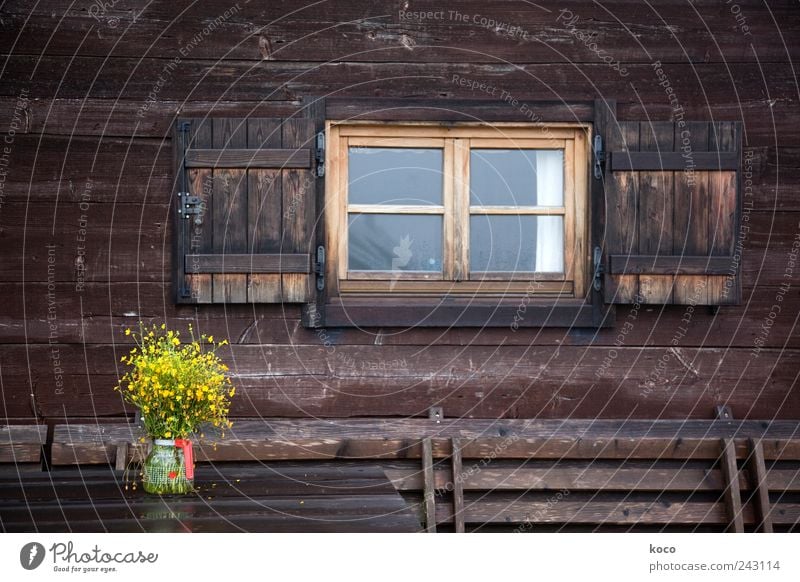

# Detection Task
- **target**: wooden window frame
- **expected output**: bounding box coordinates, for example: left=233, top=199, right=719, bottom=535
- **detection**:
left=325, top=121, right=590, bottom=300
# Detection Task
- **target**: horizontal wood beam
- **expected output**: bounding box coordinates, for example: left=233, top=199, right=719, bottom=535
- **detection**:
left=184, top=148, right=311, bottom=168
left=432, top=499, right=786, bottom=525
left=185, top=254, right=310, bottom=274
left=326, top=98, right=595, bottom=123
left=609, top=255, right=735, bottom=275
left=0, top=425, right=47, bottom=463
left=610, top=151, right=738, bottom=171
left=384, top=463, right=800, bottom=492
left=51, top=419, right=800, bottom=465
left=323, top=302, right=606, bottom=328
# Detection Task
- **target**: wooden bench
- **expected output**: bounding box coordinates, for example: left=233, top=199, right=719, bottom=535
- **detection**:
left=0, top=425, right=47, bottom=472
left=394, top=436, right=800, bottom=532
left=50, top=418, right=800, bottom=532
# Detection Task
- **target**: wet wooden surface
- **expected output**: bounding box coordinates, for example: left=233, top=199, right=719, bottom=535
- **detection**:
left=0, top=462, right=422, bottom=533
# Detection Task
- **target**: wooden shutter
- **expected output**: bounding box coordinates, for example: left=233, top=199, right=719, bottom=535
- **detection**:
left=172, top=117, right=317, bottom=304
left=601, top=116, right=742, bottom=306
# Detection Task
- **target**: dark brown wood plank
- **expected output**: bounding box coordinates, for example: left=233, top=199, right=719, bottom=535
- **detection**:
left=185, top=254, right=310, bottom=274
left=637, top=121, right=675, bottom=303
left=183, top=118, right=214, bottom=302
left=20, top=344, right=800, bottom=420
left=324, top=301, right=602, bottom=328
left=604, top=121, right=640, bottom=303
left=280, top=118, right=315, bottom=302
left=720, top=438, right=745, bottom=533
left=451, top=438, right=465, bottom=533
left=247, top=119, right=284, bottom=302
left=7, top=56, right=798, bottom=108
left=185, top=148, right=311, bottom=169
left=387, top=461, right=729, bottom=492
left=611, top=151, right=738, bottom=171
left=4, top=1, right=800, bottom=64
left=50, top=420, right=800, bottom=465
left=422, top=438, right=436, bottom=533
left=673, top=123, right=711, bottom=304
left=2, top=281, right=800, bottom=349
left=328, top=98, right=595, bottom=122
left=211, top=118, right=248, bottom=302
left=747, top=438, right=774, bottom=533
left=0, top=425, right=47, bottom=463
left=608, top=255, right=735, bottom=275
left=0, top=495, right=419, bottom=533
left=433, top=496, right=774, bottom=526
left=708, top=122, right=740, bottom=305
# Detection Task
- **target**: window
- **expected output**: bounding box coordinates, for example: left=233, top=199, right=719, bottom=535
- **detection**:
left=326, top=123, right=590, bottom=298
left=172, top=109, right=742, bottom=325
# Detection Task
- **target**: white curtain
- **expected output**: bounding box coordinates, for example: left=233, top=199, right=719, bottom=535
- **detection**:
left=535, top=150, right=564, bottom=273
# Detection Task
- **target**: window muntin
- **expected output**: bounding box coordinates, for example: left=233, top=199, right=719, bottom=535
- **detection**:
left=327, top=123, right=589, bottom=297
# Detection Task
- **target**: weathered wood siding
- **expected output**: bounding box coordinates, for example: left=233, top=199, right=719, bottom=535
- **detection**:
left=0, top=1, right=798, bottom=421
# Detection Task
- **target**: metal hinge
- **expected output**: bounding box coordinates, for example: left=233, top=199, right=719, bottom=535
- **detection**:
left=178, top=192, right=203, bottom=224
left=593, top=134, right=605, bottom=180
left=315, top=131, right=325, bottom=177
left=592, top=246, right=604, bottom=292
left=314, top=245, right=325, bottom=291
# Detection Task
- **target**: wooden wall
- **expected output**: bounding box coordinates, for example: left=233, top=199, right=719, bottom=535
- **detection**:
left=0, top=1, right=798, bottom=422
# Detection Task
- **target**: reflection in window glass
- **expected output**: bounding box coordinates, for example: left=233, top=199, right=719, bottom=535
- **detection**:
left=348, top=214, right=443, bottom=272
left=470, top=215, right=563, bottom=272
left=470, top=149, right=563, bottom=207
left=349, top=148, right=443, bottom=205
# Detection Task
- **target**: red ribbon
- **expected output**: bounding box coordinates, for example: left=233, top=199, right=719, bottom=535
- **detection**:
left=174, top=439, right=194, bottom=480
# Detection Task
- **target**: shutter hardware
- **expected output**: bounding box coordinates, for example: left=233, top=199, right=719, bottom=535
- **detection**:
left=593, top=134, right=605, bottom=179
left=592, top=246, right=603, bottom=292
left=314, top=245, right=325, bottom=292
left=178, top=121, right=194, bottom=299
left=178, top=191, right=203, bottom=224
left=315, top=131, right=325, bottom=177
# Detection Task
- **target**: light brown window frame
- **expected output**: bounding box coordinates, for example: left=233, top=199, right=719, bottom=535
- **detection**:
left=325, top=121, right=590, bottom=299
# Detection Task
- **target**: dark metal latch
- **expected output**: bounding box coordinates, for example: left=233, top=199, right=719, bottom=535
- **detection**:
left=178, top=192, right=203, bottom=224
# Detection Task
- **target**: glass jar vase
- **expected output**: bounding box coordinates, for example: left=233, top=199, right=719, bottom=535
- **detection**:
left=142, top=439, right=193, bottom=494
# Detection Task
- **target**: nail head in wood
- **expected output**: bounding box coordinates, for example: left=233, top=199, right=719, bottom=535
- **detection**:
left=715, top=405, right=733, bottom=420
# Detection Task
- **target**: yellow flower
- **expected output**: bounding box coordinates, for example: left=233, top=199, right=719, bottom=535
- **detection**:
left=125, top=329, right=131, bottom=336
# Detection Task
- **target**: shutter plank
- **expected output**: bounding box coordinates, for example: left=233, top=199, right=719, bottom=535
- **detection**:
left=281, top=119, right=315, bottom=302
left=212, top=118, right=248, bottom=303
left=186, top=119, right=213, bottom=303
left=638, top=122, right=674, bottom=303
left=708, top=122, right=739, bottom=305
left=247, top=119, right=283, bottom=302
left=185, top=148, right=310, bottom=168
left=605, top=121, right=640, bottom=303
left=673, top=122, right=710, bottom=304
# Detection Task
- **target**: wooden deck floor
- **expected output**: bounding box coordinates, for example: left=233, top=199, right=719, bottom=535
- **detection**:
left=0, top=462, right=422, bottom=533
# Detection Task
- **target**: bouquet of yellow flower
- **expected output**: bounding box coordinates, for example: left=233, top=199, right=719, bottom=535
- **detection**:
left=116, top=324, right=235, bottom=494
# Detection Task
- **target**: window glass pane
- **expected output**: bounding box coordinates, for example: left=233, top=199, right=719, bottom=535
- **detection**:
left=349, top=147, right=443, bottom=205
left=348, top=214, right=442, bottom=272
left=470, top=149, right=563, bottom=207
left=470, top=215, right=563, bottom=272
